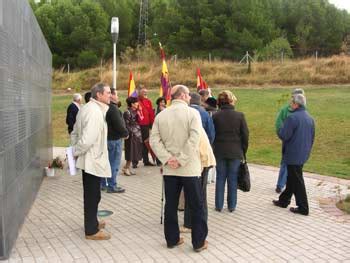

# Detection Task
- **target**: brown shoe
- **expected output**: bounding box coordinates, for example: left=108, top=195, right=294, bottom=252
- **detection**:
left=194, top=240, right=208, bottom=252
left=180, top=226, right=191, bottom=233
left=85, top=230, right=111, bottom=240
left=124, top=168, right=131, bottom=176
left=167, top=237, right=184, bottom=248
left=98, top=220, right=106, bottom=230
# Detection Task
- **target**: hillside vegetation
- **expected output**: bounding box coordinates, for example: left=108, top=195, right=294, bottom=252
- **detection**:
left=53, top=55, right=350, bottom=92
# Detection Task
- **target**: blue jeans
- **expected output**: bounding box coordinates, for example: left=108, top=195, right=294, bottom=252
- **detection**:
left=276, top=160, right=288, bottom=189
left=102, top=139, right=122, bottom=190
left=215, top=159, right=240, bottom=210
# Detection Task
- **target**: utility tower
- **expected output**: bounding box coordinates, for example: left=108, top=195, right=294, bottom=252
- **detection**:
left=138, top=0, right=149, bottom=46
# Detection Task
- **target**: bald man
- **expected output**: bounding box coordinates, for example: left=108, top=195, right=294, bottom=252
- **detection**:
left=150, top=85, right=208, bottom=252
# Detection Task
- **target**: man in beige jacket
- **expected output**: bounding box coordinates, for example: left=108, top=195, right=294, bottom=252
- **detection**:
left=71, top=83, right=112, bottom=240
left=150, top=85, right=208, bottom=252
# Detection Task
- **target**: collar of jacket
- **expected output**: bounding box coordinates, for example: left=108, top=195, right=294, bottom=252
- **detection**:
left=294, top=106, right=305, bottom=112
left=90, top=98, right=109, bottom=114
left=171, top=99, right=189, bottom=106
left=219, top=104, right=235, bottom=110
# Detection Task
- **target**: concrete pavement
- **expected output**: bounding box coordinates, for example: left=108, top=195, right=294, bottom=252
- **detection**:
left=2, top=148, right=350, bottom=262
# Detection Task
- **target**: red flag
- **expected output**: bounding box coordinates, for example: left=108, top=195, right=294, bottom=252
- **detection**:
left=196, top=68, right=208, bottom=91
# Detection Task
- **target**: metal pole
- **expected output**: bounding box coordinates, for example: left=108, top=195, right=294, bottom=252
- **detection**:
left=246, top=51, right=249, bottom=65
left=209, top=53, right=211, bottom=63
left=281, top=51, right=284, bottom=64
left=113, top=42, right=117, bottom=90
left=315, top=50, right=318, bottom=62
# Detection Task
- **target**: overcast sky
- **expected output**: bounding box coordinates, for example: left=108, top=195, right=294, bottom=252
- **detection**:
left=328, top=0, right=350, bottom=12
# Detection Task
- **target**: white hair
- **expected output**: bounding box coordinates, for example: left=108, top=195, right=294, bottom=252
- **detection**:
left=292, top=94, right=306, bottom=107
left=73, top=93, right=82, bottom=102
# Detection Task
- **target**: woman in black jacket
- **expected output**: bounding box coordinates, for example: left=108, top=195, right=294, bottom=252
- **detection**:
left=212, top=90, right=249, bottom=212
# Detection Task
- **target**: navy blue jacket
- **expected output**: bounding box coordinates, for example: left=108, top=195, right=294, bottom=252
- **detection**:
left=190, top=104, right=215, bottom=144
left=66, top=102, right=79, bottom=134
left=278, top=107, right=315, bottom=165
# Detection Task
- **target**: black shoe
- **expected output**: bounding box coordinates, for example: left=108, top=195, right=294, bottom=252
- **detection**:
left=228, top=208, right=235, bottom=213
left=101, top=186, right=107, bottom=192
left=272, top=200, right=288, bottom=208
left=107, top=187, right=125, bottom=193
left=144, top=162, right=155, bottom=166
left=132, top=164, right=138, bottom=169
left=215, top=208, right=222, bottom=212
left=290, top=207, right=308, bottom=216
left=275, top=187, right=282, bottom=193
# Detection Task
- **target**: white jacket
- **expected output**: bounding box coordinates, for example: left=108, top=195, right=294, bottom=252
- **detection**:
left=70, top=98, right=111, bottom=178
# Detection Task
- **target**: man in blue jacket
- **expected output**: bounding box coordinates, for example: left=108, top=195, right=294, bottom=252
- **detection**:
left=273, top=94, right=315, bottom=216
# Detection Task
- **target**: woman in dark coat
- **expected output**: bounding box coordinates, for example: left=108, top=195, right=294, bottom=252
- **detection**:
left=123, top=97, right=142, bottom=175
left=212, top=90, right=249, bottom=212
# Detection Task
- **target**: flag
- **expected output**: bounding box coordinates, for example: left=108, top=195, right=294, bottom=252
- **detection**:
left=159, top=42, right=171, bottom=104
left=128, top=70, right=137, bottom=97
left=196, top=68, right=208, bottom=91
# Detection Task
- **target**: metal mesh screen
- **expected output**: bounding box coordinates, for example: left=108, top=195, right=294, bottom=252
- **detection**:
left=0, top=0, right=52, bottom=259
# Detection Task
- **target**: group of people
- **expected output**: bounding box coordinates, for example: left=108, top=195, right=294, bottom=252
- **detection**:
left=66, top=82, right=315, bottom=251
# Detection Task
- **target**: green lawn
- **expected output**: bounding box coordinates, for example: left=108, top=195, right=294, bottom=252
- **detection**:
left=53, top=86, right=350, bottom=179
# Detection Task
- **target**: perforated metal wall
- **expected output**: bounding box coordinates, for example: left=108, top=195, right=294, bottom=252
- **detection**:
left=0, top=0, right=52, bottom=259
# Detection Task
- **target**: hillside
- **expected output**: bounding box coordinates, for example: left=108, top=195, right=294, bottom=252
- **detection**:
left=53, top=56, right=350, bottom=92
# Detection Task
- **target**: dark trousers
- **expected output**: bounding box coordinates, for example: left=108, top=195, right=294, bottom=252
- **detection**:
left=184, top=168, right=209, bottom=228
left=278, top=165, right=309, bottom=214
left=82, top=170, right=101, bottom=235
left=133, top=125, right=151, bottom=166
left=164, top=176, right=208, bottom=249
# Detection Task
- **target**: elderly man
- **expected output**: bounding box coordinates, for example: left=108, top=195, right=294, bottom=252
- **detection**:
left=150, top=85, right=208, bottom=252
left=273, top=94, right=315, bottom=216
left=133, top=86, right=155, bottom=168
left=66, top=93, right=82, bottom=134
left=71, top=83, right=112, bottom=240
left=275, top=88, right=305, bottom=193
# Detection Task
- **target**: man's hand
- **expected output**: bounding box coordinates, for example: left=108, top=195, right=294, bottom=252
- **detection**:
left=167, top=156, right=180, bottom=169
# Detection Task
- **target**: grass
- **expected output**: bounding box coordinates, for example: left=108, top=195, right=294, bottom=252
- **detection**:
left=53, top=86, right=350, bottom=179
left=336, top=195, right=350, bottom=214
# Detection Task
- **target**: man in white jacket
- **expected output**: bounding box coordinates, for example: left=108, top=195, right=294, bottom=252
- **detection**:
left=150, top=85, right=208, bottom=252
left=71, top=83, right=112, bottom=240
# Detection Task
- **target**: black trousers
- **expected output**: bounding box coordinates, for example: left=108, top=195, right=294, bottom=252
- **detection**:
left=164, top=176, right=208, bottom=249
left=133, top=125, right=150, bottom=166
left=184, top=168, right=209, bottom=228
left=82, top=170, right=101, bottom=235
left=278, top=165, right=309, bottom=214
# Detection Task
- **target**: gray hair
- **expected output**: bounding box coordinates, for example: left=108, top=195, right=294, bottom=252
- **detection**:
left=292, top=88, right=305, bottom=95
left=72, top=93, right=82, bottom=102
left=198, top=89, right=209, bottom=96
left=292, top=94, right=306, bottom=107
left=171, top=85, right=189, bottom=100
left=91, top=83, right=107, bottom=99
left=190, top=93, right=201, bottom=105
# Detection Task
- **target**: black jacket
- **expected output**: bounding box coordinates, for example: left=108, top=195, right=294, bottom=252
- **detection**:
left=212, top=104, right=249, bottom=160
left=66, top=102, right=79, bottom=134
left=106, top=102, right=129, bottom=140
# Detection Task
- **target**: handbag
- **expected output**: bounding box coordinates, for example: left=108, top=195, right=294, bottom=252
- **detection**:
left=238, top=152, right=251, bottom=192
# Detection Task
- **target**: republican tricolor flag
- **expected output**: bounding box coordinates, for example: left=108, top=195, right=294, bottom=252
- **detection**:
left=197, top=68, right=208, bottom=91
left=159, top=42, right=171, bottom=104
left=127, top=70, right=137, bottom=97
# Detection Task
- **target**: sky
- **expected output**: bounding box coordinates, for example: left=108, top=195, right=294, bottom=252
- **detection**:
left=328, top=0, right=350, bottom=12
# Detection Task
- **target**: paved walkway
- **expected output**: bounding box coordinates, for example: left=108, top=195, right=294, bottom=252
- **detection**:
left=3, top=148, right=350, bottom=263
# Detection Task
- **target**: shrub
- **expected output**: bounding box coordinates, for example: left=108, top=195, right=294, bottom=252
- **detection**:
left=257, top=37, right=293, bottom=61
left=77, top=50, right=98, bottom=69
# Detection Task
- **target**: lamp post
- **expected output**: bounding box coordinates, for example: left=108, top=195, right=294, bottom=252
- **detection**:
left=111, top=17, right=119, bottom=90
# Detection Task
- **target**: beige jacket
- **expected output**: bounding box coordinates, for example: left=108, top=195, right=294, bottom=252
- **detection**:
left=150, top=99, right=202, bottom=177
left=199, top=127, right=216, bottom=168
left=70, top=98, right=111, bottom=178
